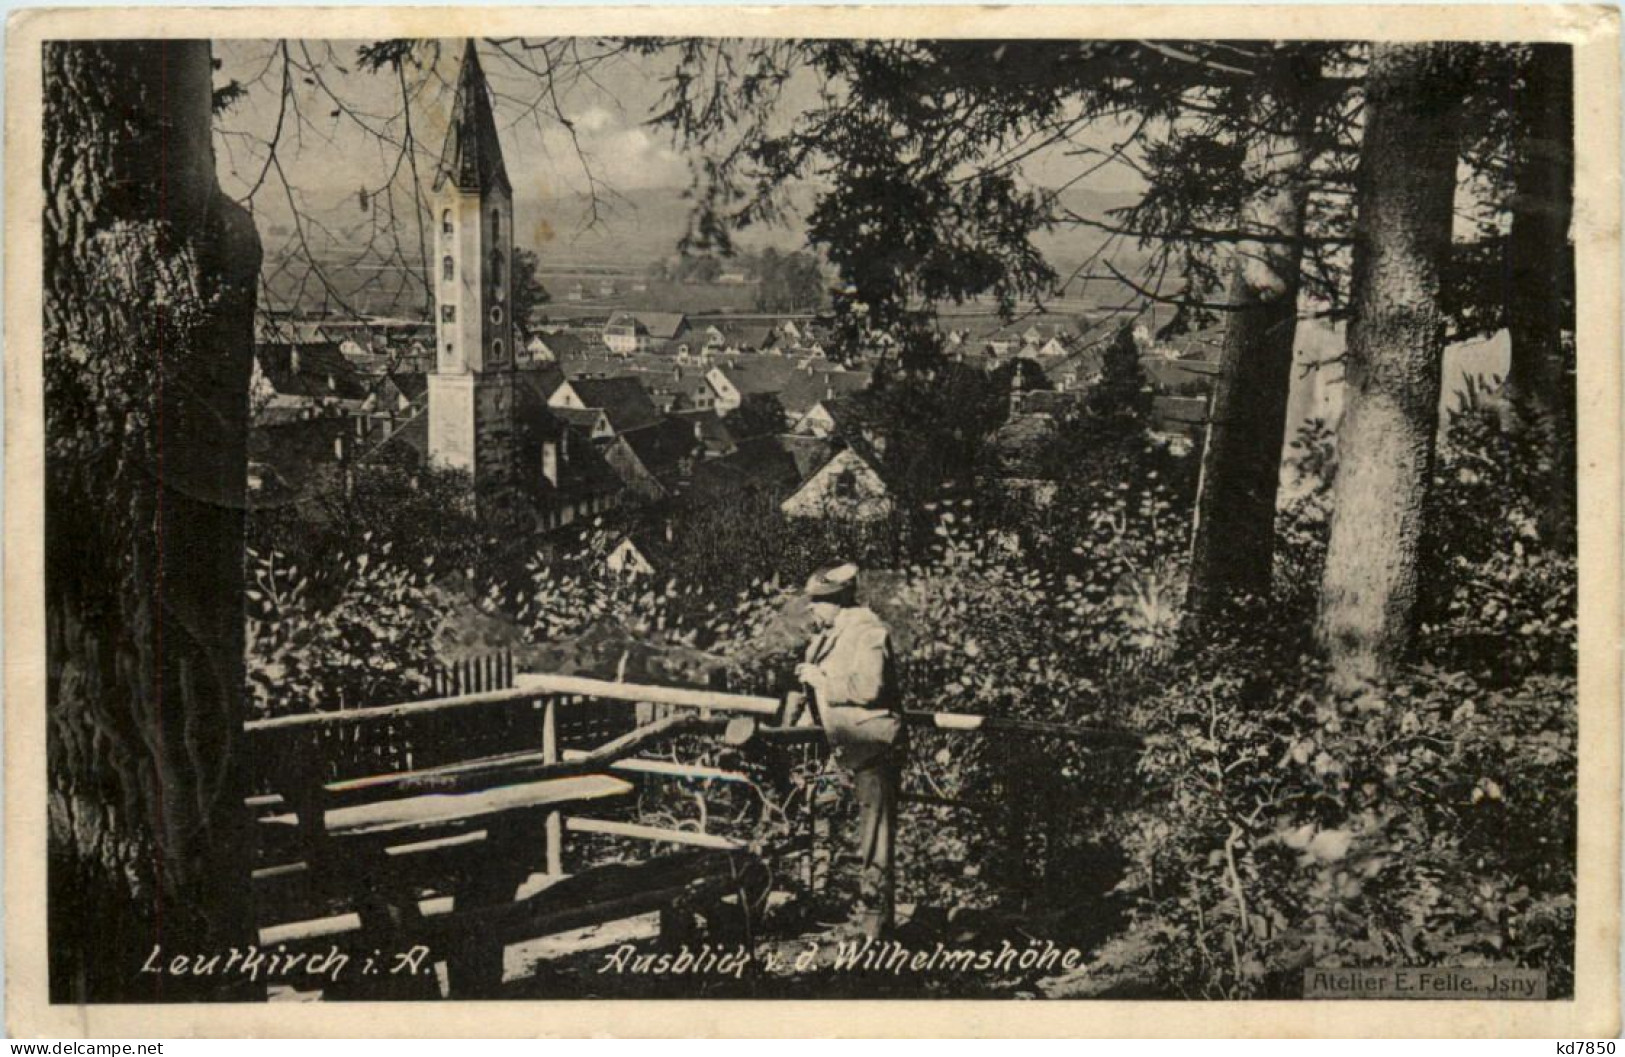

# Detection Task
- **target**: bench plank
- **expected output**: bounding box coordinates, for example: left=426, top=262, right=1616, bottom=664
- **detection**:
left=321, top=774, right=634, bottom=839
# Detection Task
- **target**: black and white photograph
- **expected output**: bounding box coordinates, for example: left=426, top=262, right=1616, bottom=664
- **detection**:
left=9, top=4, right=1620, bottom=1036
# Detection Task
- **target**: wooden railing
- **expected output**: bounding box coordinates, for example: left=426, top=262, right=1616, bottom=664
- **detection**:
left=245, top=661, right=1142, bottom=875
left=243, top=654, right=1145, bottom=991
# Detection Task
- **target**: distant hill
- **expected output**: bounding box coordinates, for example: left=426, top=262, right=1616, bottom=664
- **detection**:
left=517, top=183, right=1149, bottom=273
left=257, top=180, right=1156, bottom=316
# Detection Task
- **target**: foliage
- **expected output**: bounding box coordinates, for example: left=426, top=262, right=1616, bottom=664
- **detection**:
left=246, top=538, right=451, bottom=718
left=1419, top=379, right=1577, bottom=681
left=724, top=391, right=789, bottom=440
left=1083, top=383, right=1579, bottom=999
left=752, top=246, right=825, bottom=313
left=1273, top=416, right=1339, bottom=620
left=511, top=246, right=550, bottom=329
left=674, top=254, right=723, bottom=283
left=1274, top=381, right=1578, bottom=682
left=646, top=40, right=1366, bottom=331
left=841, top=356, right=1013, bottom=504
left=1096, top=640, right=1575, bottom=999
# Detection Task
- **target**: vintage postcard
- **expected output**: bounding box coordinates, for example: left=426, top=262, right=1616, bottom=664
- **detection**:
left=5, top=3, right=1620, bottom=1038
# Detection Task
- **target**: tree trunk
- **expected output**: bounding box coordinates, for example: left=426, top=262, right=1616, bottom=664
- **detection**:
left=1505, top=43, right=1576, bottom=551
left=1316, top=43, right=1472, bottom=684
left=44, top=41, right=261, bottom=1001
left=1185, top=108, right=1314, bottom=622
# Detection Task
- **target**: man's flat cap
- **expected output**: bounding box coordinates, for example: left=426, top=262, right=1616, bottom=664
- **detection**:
left=805, top=561, right=860, bottom=598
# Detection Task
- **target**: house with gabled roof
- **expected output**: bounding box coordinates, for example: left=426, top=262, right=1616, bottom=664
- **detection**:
left=510, top=378, right=625, bottom=529
left=1052, top=347, right=1106, bottom=392
left=602, top=311, right=691, bottom=355
left=672, top=409, right=737, bottom=458
left=605, top=529, right=670, bottom=578
left=602, top=417, right=705, bottom=501
left=549, top=405, right=615, bottom=440
left=1035, top=335, right=1075, bottom=359
left=704, top=357, right=801, bottom=413
left=780, top=368, right=870, bottom=422
left=362, top=370, right=428, bottom=424
left=983, top=329, right=1023, bottom=358
left=790, top=401, right=839, bottom=439
left=251, top=342, right=370, bottom=422
left=687, top=433, right=828, bottom=506
left=639, top=312, right=689, bottom=344
left=525, top=333, right=558, bottom=363
left=781, top=443, right=894, bottom=522
left=548, top=375, right=662, bottom=435
left=732, top=324, right=779, bottom=354
left=1150, top=395, right=1210, bottom=457
left=603, top=310, right=649, bottom=355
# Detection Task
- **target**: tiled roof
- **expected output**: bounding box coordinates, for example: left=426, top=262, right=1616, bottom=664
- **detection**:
left=551, top=406, right=609, bottom=432
left=1140, top=356, right=1221, bottom=393
left=389, top=371, right=428, bottom=401
left=621, top=417, right=703, bottom=476
left=672, top=409, right=737, bottom=457
left=637, top=312, right=689, bottom=341
left=256, top=342, right=369, bottom=402
left=779, top=368, right=870, bottom=416
left=513, top=379, right=623, bottom=500
left=777, top=433, right=837, bottom=480
left=1161, top=326, right=1226, bottom=363
left=1152, top=394, right=1210, bottom=431
left=716, top=357, right=800, bottom=396
left=688, top=434, right=820, bottom=502
left=533, top=331, right=595, bottom=359
left=514, top=366, right=566, bottom=405
left=566, top=376, right=662, bottom=434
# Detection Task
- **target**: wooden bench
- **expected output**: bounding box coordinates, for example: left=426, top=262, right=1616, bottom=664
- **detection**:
left=250, top=715, right=772, bottom=998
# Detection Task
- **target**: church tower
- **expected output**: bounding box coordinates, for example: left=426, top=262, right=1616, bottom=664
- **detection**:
left=429, top=39, right=516, bottom=496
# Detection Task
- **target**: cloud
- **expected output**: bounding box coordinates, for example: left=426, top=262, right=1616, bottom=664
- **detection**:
left=571, top=105, right=616, bottom=134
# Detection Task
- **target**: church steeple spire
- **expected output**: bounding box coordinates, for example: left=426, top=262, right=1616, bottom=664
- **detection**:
left=435, top=39, right=511, bottom=196
left=428, top=37, right=517, bottom=499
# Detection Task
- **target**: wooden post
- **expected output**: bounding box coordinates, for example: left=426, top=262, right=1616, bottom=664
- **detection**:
left=543, top=698, right=563, bottom=876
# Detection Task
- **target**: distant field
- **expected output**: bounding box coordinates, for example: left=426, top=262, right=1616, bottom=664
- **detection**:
left=538, top=277, right=817, bottom=320
left=262, top=250, right=1146, bottom=324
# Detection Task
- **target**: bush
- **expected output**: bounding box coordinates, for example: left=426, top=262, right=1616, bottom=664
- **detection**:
left=1097, top=639, right=1575, bottom=999
left=246, top=538, right=451, bottom=718
left=1421, top=383, right=1577, bottom=681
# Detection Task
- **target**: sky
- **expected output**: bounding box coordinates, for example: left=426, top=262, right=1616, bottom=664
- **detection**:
left=213, top=37, right=1146, bottom=266
left=216, top=40, right=789, bottom=241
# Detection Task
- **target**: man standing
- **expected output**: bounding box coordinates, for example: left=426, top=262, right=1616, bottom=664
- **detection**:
left=795, top=562, right=904, bottom=938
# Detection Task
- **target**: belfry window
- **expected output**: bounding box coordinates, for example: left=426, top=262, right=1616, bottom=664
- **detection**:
left=490, top=208, right=501, bottom=240
left=489, top=251, right=504, bottom=286
left=442, top=256, right=454, bottom=282
left=441, top=209, right=453, bottom=235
